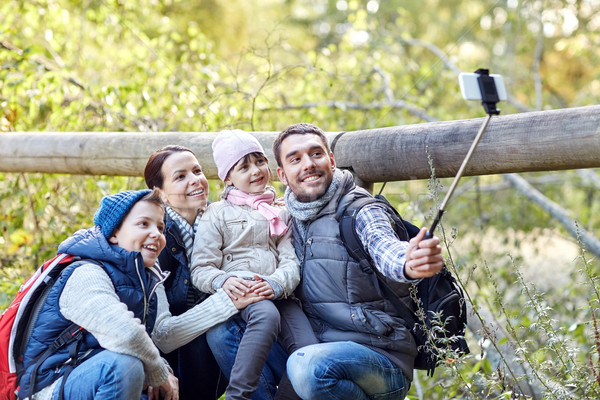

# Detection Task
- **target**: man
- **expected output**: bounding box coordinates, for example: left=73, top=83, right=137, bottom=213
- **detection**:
left=273, top=122, right=444, bottom=400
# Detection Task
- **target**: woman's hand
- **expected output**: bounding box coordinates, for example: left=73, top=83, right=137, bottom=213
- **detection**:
left=222, top=276, right=252, bottom=300
left=232, top=290, right=266, bottom=309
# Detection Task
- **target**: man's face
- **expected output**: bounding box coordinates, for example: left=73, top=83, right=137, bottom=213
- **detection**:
left=276, top=133, right=336, bottom=202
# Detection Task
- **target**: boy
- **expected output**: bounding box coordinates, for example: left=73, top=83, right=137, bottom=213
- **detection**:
left=18, top=189, right=176, bottom=400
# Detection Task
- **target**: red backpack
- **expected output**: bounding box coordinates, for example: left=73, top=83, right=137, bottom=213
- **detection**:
left=0, top=253, right=79, bottom=400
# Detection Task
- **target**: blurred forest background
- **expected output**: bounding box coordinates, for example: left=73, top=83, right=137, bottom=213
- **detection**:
left=1, top=0, right=600, bottom=398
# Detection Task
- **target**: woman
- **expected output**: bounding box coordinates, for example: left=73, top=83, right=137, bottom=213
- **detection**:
left=144, top=145, right=287, bottom=399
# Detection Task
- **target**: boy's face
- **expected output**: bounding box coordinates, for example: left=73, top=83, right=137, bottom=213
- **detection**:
left=109, top=200, right=166, bottom=268
left=276, top=133, right=336, bottom=202
left=225, top=153, right=270, bottom=195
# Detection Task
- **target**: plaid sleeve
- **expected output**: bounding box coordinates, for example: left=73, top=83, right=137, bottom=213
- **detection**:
left=354, top=203, right=419, bottom=283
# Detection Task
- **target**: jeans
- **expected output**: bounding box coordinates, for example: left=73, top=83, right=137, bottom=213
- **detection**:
left=162, top=333, right=227, bottom=400
left=52, top=350, right=144, bottom=400
left=207, top=315, right=288, bottom=400
left=286, top=341, right=410, bottom=400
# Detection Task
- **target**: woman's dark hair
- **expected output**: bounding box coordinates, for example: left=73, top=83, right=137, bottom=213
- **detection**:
left=144, top=145, right=196, bottom=190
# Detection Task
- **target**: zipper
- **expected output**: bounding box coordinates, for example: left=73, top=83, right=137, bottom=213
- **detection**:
left=134, top=258, right=148, bottom=325
left=147, top=265, right=168, bottom=304
left=306, top=237, right=314, bottom=257
left=228, top=219, right=247, bottom=230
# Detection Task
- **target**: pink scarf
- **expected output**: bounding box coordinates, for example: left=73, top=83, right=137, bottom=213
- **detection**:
left=226, top=189, right=288, bottom=236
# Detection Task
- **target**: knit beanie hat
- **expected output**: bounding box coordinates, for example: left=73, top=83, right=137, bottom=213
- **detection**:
left=94, top=189, right=151, bottom=239
left=212, top=130, right=265, bottom=182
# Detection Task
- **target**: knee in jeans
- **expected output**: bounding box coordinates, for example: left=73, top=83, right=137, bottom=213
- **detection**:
left=286, top=351, right=317, bottom=398
left=110, top=353, right=145, bottom=383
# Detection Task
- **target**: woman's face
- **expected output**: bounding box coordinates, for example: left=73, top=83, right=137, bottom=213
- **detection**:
left=160, top=151, right=209, bottom=218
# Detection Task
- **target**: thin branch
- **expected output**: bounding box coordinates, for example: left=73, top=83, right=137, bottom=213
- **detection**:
left=577, top=169, right=600, bottom=190
left=372, top=65, right=396, bottom=103
left=400, top=37, right=535, bottom=113
left=1, top=40, right=86, bottom=90
left=399, top=37, right=462, bottom=75
left=503, top=173, right=600, bottom=258
left=258, top=100, right=438, bottom=122
left=533, top=7, right=544, bottom=110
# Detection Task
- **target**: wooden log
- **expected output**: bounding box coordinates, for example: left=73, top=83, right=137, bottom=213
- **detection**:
left=0, top=105, right=598, bottom=181
left=333, top=105, right=600, bottom=182
left=0, top=131, right=281, bottom=179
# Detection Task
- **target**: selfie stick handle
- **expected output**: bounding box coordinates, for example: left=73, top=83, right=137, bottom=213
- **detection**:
left=424, top=113, right=493, bottom=240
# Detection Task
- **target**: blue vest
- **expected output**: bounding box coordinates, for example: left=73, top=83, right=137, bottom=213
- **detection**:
left=18, top=252, right=160, bottom=397
left=292, top=182, right=417, bottom=376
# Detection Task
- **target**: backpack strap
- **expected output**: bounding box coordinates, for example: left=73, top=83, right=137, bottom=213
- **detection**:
left=339, top=194, right=413, bottom=271
left=26, top=324, right=84, bottom=399
left=338, top=194, right=423, bottom=326
left=338, top=195, right=381, bottom=273
left=20, top=258, right=103, bottom=399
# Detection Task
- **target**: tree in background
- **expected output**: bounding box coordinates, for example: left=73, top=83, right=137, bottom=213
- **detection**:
left=1, top=0, right=600, bottom=398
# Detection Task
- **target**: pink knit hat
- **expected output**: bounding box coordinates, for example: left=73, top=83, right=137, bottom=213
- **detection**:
left=212, top=130, right=265, bottom=181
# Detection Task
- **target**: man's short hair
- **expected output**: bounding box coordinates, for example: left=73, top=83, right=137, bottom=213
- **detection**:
left=272, top=123, right=331, bottom=167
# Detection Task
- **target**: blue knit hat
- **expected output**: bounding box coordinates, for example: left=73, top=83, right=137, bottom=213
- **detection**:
left=94, top=189, right=151, bottom=239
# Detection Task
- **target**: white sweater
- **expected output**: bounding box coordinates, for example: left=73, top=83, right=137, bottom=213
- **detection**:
left=30, top=262, right=238, bottom=400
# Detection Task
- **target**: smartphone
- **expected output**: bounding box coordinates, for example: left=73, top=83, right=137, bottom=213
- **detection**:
left=458, top=72, right=507, bottom=101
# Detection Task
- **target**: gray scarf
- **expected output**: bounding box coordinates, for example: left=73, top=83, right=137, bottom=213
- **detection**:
left=166, top=205, right=202, bottom=262
left=285, top=168, right=345, bottom=240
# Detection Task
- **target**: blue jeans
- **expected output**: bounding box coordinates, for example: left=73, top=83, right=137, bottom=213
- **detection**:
left=206, top=315, right=288, bottom=400
left=52, top=350, right=144, bottom=399
left=286, top=341, right=410, bottom=400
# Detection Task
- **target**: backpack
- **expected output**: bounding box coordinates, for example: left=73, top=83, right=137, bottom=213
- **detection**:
left=0, top=254, right=92, bottom=400
left=339, top=194, right=470, bottom=376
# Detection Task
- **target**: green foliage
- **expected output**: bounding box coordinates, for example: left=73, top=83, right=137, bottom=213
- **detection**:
left=2, top=0, right=600, bottom=397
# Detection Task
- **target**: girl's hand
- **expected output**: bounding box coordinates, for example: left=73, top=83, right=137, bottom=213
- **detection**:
left=222, top=276, right=252, bottom=300
left=249, top=275, right=275, bottom=299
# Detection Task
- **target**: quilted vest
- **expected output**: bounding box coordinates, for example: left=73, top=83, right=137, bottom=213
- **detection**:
left=291, top=185, right=417, bottom=375
left=18, top=253, right=159, bottom=397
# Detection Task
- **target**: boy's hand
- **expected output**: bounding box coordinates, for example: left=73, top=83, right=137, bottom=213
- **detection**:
left=249, top=275, right=275, bottom=299
left=147, top=372, right=178, bottom=400
left=404, top=228, right=444, bottom=279
left=223, top=276, right=252, bottom=300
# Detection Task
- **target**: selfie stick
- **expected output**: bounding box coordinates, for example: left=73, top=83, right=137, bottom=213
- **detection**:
left=424, top=69, right=501, bottom=239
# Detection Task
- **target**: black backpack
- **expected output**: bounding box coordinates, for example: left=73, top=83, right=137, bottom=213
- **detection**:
left=339, top=194, right=470, bottom=376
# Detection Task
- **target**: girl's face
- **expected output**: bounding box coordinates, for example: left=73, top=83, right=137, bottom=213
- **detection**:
left=160, top=151, right=209, bottom=220
left=225, top=153, right=270, bottom=195
left=109, top=201, right=166, bottom=268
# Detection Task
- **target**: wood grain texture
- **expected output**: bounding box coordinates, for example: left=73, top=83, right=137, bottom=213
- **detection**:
left=1, top=105, right=598, bottom=181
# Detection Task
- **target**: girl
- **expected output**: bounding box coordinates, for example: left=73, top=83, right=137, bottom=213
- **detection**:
left=190, top=130, right=317, bottom=400
left=145, top=145, right=286, bottom=400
